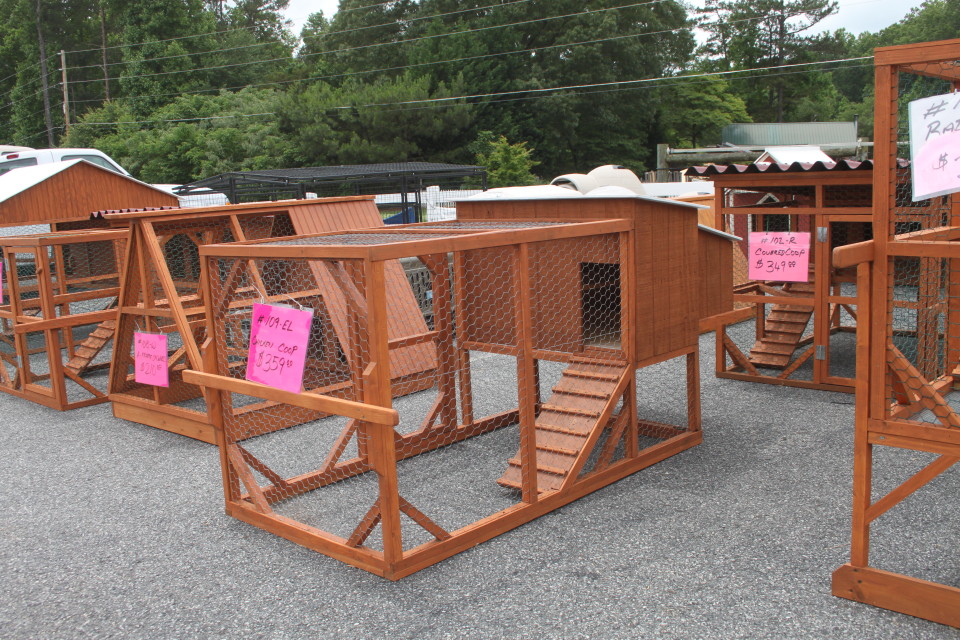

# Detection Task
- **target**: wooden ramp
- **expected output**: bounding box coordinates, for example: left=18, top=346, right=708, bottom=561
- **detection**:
left=65, top=319, right=116, bottom=375
left=499, top=357, right=629, bottom=492
left=749, top=281, right=815, bottom=369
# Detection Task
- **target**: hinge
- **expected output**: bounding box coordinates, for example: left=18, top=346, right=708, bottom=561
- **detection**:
left=817, top=227, right=828, bottom=243
left=815, top=345, right=826, bottom=360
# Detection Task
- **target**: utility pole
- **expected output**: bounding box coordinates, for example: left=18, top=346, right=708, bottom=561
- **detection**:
left=34, top=0, right=55, bottom=146
left=100, top=3, right=110, bottom=101
left=60, top=50, right=70, bottom=136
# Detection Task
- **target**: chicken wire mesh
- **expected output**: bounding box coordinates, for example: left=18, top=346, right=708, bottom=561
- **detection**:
left=882, top=61, right=960, bottom=425
left=198, top=223, right=691, bottom=570
left=0, top=232, right=125, bottom=408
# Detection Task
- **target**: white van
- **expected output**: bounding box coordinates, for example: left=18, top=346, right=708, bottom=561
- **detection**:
left=0, top=147, right=129, bottom=176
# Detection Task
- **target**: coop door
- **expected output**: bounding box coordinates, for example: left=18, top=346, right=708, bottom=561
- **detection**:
left=822, top=220, right=871, bottom=385
left=580, top=262, right=621, bottom=348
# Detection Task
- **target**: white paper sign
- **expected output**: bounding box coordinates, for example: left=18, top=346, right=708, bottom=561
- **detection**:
left=909, top=92, right=960, bottom=201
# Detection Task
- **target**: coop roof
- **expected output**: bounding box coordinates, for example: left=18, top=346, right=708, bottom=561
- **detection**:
left=464, top=186, right=703, bottom=209
left=0, top=160, right=178, bottom=227
left=687, top=158, right=909, bottom=176
left=199, top=218, right=632, bottom=262
left=175, top=162, right=486, bottom=201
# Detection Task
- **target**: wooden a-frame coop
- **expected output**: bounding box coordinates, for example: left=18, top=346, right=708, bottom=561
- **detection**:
left=688, top=160, right=875, bottom=392
left=105, top=197, right=436, bottom=443
left=830, top=38, right=960, bottom=627
left=186, top=195, right=703, bottom=580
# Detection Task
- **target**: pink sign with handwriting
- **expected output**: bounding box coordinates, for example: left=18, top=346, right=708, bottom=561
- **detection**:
left=909, top=92, right=960, bottom=201
left=134, top=331, right=169, bottom=387
left=748, top=231, right=811, bottom=282
left=246, top=302, right=313, bottom=393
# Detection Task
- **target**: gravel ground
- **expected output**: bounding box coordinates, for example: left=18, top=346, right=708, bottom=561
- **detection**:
left=1, top=331, right=958, bottom=639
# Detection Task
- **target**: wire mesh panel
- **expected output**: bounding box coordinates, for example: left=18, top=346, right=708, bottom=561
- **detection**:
left=193, top=219, right=701, bottom=579
left=0, top=231, right=125, bottom=410
left=830, top=39, right=960, bottom=627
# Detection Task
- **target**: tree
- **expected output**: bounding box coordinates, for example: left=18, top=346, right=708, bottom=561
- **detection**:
left=299, top=0, right=419, bottom=85
left=660, top=76, right=751, bottom=147
left=405, top=0, right=695, bottom=176
left=65, top=88, right=296, bottom=182
left=470, top=131, right=539, bottom=187
left=277, top=72, right=475, bottom=165
left=697, top=0, right=838, bottom=122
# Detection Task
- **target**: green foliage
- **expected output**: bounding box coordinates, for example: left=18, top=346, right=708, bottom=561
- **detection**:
left=661, top=77, right=751, bottom=147
left=470, top=131, right=539, bottom=187
left=65, top=88, right=296, bottom=182
left=696, top=0, right=839, bottom=121
left=277, top=72, right=475, bottom=165
left=2, top=0, right=957, bottom=182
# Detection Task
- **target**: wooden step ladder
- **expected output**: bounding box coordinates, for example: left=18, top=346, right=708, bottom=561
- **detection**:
left=64, top=320, right=116, bottom=376
left=498, top=357, right=628, bottom=493
left=749, top=281, right=815, bottom=369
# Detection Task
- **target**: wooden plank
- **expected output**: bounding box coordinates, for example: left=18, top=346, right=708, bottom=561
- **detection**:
left=182, top=369, right=398, bottom=426
left=514, top=243, right=539, bottom=503
left=832, top=564, right=960, bottom=627
left=111, top=398, right=215, bottom=443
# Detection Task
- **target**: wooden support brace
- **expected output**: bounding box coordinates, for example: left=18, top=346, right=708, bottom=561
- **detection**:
left=226, top=444, right=271, bottom=514
left=236, top=444, right=291, bottom=494
left=721, top=332, right=760, bottom=376
left=886, top=343, right=960, bottom=429
left=778, top=345, right=815, bottom=380
left=398, top=495, right=450, bottom=542
left=347, top=499, right=382, bottom=548
left=865, top=454, right=958, bottom=524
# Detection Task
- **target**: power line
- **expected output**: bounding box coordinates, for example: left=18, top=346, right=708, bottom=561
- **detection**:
left=67, top=56, right=872, bottom=127
left=65, top=0, right=532, bottom=74
left=301, top=0, right=533, bottom=41
left=63, top=26, right=261, bottom=56
left=64, top=18, right=731, bottom=106
left=76, top=111, right=275, bottom=126
left=64, top=0, right=669, bottom=83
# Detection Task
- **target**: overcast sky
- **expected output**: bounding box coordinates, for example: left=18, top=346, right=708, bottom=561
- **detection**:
left=283, top=0, right=926, bottom=38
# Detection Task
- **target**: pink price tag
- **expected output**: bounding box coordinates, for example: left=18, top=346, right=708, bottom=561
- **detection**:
left=134, top=331, right=169, bottom=387
left=748, top=231, right=811, bottom=282
left=246, top=302, right=313, bottom=394
left=912, top=130, right=960, bottom=201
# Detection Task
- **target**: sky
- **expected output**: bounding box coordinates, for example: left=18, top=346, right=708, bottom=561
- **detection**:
left=282, top=0, right=926, bottom=39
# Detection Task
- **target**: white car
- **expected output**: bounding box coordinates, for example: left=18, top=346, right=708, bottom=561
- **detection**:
left=0, top=147, right=130, bottom=176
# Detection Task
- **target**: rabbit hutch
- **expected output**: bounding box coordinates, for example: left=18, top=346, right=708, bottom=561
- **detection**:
left=182, top=194, right=705, bottom=579
left=687, top=160, right=875, bottom=392
left=103, top=197, right=435, bottom=443
left=0, top=229, right=127, bottom=410
left=830, top=38, right=960, bottom=627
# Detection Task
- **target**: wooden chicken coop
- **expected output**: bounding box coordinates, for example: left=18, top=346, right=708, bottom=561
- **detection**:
left=830, top=38, right=960, bottom=627
left=687, top=160, right=875, bottom=392
left=0, top=229, right=126, bottom=410
left=103, top=197, right=436, bottom=443
left=0, top=159, right=177, bottom=229
left=187, top=217, right=701, bottom=579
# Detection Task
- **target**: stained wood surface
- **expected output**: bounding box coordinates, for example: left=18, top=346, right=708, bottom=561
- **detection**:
left=456, top=197, right=700, bottom=361
left=0, top=161, right=176, bottom=227
left=499, top=358, right=630, bottom=492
